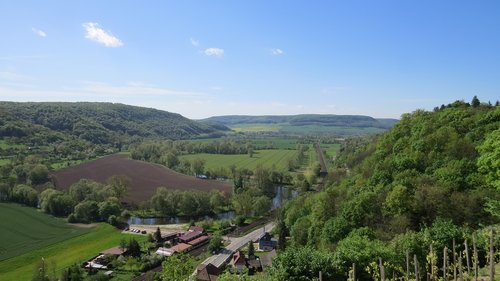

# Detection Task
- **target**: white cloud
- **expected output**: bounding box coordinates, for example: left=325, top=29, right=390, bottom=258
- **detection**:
left=31, top=27, right=47, bottom=37
left=204, top=48, right=224, bottom=57
left=82, top=22, right=123, bottom=47
left=271, top=48, right=284, bottom=55
left=190, top=37, right=199, bottom=46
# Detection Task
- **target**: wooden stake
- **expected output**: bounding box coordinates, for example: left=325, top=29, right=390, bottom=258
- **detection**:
left=430, top=245, right=435, bottom=280
left=380, top=257, right=386, bottom=281
left=489, top=229, right=495, bottom=281
left=406, top=250, right=410, bottom=281
left=414, top=254, right=419, bottom=281
left=319, top=270, right=323, bottom=281
left=458, top=252, right=463, bottom=281
left=453, top=238, right=457, bottom=281
left=473, top=234, right=478, bottom=281
left=443, top=246, right=448, bottom=281
left=353, top=263, right=356, bottom=281
left=464, top=239, right=471, bottom=276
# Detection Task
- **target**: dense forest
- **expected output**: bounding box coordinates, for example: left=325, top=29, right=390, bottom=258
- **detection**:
left=0, top=102, right=228, bottom=146
left=201, top=114, right=399, bottom=128
left=270, top=99, right=500, bottom=280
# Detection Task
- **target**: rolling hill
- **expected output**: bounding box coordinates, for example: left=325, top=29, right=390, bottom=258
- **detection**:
left=0, top=102, right=229, bottom=144
left=51, top=154, right=232, bottom=203
left=201, top=114, right=399, bottom=136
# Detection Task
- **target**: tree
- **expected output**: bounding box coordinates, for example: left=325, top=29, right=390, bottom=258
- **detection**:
left=74, top=200, right=99, bottom=223
left=127, top=238, right=141, bottom=257
left=477, top=129, right=500, bottom=190
left=154, top=227, right=162, bottom=242
left=98, top=199, right=121, bottom=221
left=252, top=196, right=272, bottom=216
left=191, top=158, right=205, bottom=176
left=160, top=252, right=195, bottom=281
left=106, top=175, right=130, bottom=200
left=254, top=166, right=274, bottom=197
left=267, top=246, right=338, bottom=281
left=28, top=164, right=49, bottom=185
left=232, top=191, right=253, bottom=216
left=247, top=241, right=255, bottom=258
left=119, top=238, right=127, bottom=252
left=471, top=95, right=480, bottom=107
left=12, top=184, right=38, bottom=207
left=208, top=232, right=223, bottom=253
left=60, top=264, right=83, bottom=281
left=164, top=152, right=179, bottom=168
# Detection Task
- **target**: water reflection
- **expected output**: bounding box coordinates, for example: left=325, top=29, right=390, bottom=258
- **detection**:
left=128, top=186, right=297, bottom=225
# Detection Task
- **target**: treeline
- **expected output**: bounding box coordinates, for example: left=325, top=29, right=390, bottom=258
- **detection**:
left=0, top=175, right=129, bottom=224
left=150, top=188, right=230, bottom=217
left=0, top=102, right=227, bottom=144
left=275, top=97, right=500, bottom=280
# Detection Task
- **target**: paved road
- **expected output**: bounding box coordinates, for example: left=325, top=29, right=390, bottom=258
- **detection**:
left=202, top=222, right=275, bottom=268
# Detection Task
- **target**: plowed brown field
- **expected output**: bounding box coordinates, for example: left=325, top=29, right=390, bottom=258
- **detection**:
left=51, top=154, right=232, bottom=203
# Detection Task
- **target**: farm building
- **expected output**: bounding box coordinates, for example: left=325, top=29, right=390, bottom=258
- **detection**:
left=156, top=243, right=192, bottom=257
left=178, top=226, right=205, bottom=243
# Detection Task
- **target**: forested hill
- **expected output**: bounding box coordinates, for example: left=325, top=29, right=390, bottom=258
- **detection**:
left=273, top=100, right=500, bottom=280
left=201, top=114, right=399, bottom=128
left=0, top=102, right=228, bottom=144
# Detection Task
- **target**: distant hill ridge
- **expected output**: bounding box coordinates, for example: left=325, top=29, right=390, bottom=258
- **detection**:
left=202, top=114, right=399, bottom=128
left=0, top=102, right=228, bottom=143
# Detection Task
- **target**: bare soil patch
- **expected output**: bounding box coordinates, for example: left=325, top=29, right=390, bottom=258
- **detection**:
left=51, top=154, right=232, bottom=203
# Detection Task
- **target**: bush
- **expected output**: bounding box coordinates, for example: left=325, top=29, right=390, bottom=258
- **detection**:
left=107, top=215, right=118, bottom=226
left=67, top=213, right=77, bottom=223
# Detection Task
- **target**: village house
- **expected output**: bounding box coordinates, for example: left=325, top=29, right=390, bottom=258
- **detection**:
left=258, top=232, right=277, bottom=251
left=230, top=251, right=247, bottom=274
left=196, top=263, right=220, bottom=281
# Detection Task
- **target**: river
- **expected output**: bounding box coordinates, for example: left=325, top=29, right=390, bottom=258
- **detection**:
left=127, top=185, right=297, bottom=225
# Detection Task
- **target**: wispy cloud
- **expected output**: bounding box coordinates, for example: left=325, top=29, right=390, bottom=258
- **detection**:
left=82, top=22, right=123, bottom=47
left=271, top=48, right=284, bottom=55
left=31, top=27, right=47, bottom=37
left=190, top=37, right=199, bottom=47
left=0, top=71, right=34, bottom=81
left=204, top=48, right=224, bottom=57
left=79, top=81, right=206, bottom=97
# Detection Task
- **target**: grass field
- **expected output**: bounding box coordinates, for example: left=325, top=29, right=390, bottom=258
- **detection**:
left=0, top=158, right=10, bottom=166
left=0, top=140, right=25, bottom=150
left=180, top=149, right=297, bottom=171
left=230, top=123, right=283, bottom=132
left=228, top=123, right=387, bottom=136
left=321, top=143, right=341, bottom=160
left=0, top=203, right=91, bottom=261
left=0, top=217, right=144, bottom=280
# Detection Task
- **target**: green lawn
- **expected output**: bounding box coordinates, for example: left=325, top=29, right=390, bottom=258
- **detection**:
left=180, top=149, right=297, bottom=171
left=0, top=204, right=145, bottom=281
left=0, top=203, right=91, bottom=261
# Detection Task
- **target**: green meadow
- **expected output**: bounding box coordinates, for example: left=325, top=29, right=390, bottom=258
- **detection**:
left=180, top=149, right=297, bottom=171
left=0, top=204, right=144, bottom=280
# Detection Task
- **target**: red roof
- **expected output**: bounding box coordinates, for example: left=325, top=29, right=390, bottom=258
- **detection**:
left=179, top=230, right=203, bottom=242
left=100, top=246, right=126, bottom=256
left=232, top=251, right=246, bottom=265
left=171, top=243, right=192, bottom=253
left=188, top=235, right=210, bottom=246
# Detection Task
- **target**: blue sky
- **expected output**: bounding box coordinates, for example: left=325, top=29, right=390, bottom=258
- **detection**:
left=0, top=1, right=499, bottom=119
